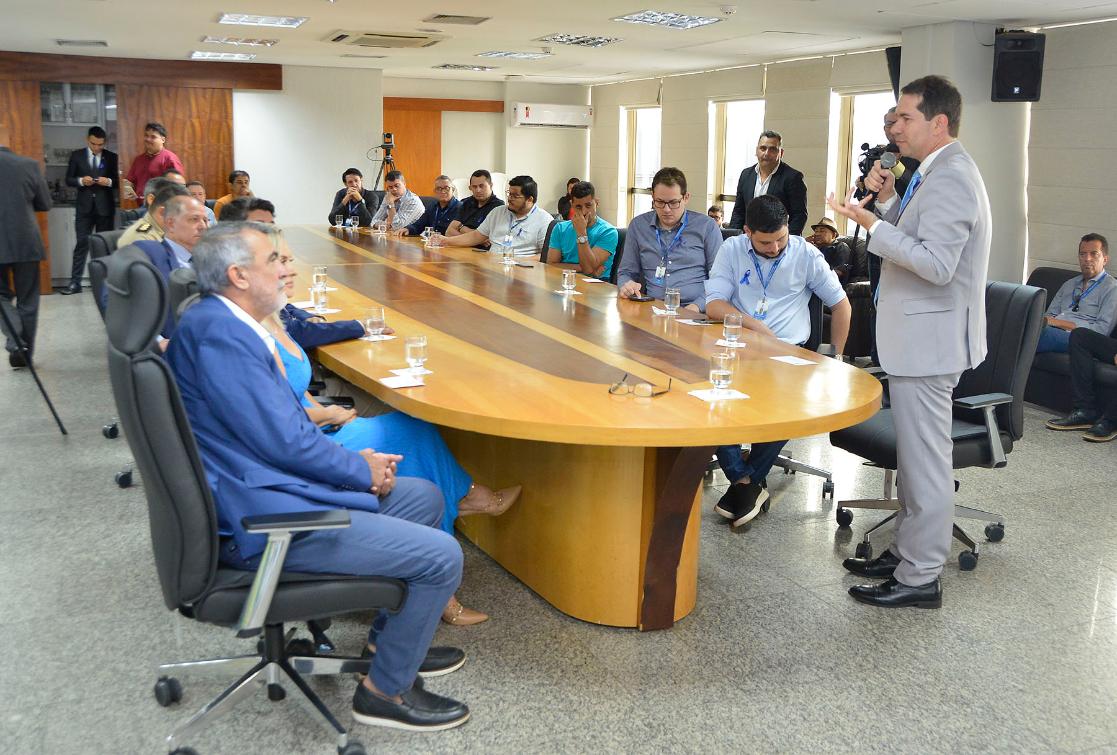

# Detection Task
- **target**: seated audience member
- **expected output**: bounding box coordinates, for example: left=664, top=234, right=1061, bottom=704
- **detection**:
left=212, top=170, right=253, bottom=219
left=265, top=237, right=521, bottom=625
left=705, top=196, right=851, bottom=526
left=219, top=196, right=276, bottom=223
left=185, top=180, right=216, bottom=225
left=707, top=205, right=725, bottom=227
left=370, top=170, right=425, bottom=233
left=433, top=175, right=551, bottom=256
left=1037, top=233, right=1117, bottom=353
left=806, top=216, right=852, bottom=282
left=617, top=167, right=722, bottom=312
left=329, top=168, right=380, bottom=227
left=167, top=222, right=471, bottom=731
left=1046, top=326, right=1117, bottom=442
left=402, top=175, right=460, bottom=236
left=444, top=170, right=504, bottom=244
left=546, top=181, right=618, bottom=280
left=557, top=177, right=579, bottom=220
left=162, top=169, right=186, bottom=185
left=133, top=195, right=208, bottom=337
left=118, top=181, right=189, bottom=246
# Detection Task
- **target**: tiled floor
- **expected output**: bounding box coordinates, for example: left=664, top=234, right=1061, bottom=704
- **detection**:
left=2, top=293, right=1115, bottom=754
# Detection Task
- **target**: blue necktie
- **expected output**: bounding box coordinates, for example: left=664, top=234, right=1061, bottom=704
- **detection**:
left=898, top=172, right=922, bottom=215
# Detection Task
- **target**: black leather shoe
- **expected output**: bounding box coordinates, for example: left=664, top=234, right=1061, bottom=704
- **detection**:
left=361, top=645, right=465, bottom=677
left=8, top=351, right=27, bottom=369
left=842, top=548, right=901, bottom=578
left=353, top=679, right=469, bottom=731
left=849, top=576, right=941, bottom=608
left=58, top=283, right=81, bottom=295
left=1046, top=409, right=1097, bottom=431
left=1083, top=418, right=1117, bottom=443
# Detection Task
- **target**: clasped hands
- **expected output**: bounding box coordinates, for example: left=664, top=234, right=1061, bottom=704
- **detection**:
left=360, top=448, right=402, bottom=495
left=81, top=176, right=111, bottom=187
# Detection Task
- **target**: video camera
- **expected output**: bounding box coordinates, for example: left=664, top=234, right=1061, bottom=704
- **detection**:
left=380, top=131, right=395, bottom=155
left=854, top=142, right=898, bottom=200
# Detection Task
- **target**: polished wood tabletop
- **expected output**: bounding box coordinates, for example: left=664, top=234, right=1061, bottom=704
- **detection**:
left=283, top=225, right=882, bottom=447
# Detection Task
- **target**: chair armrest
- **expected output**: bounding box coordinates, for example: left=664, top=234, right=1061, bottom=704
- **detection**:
left=864, top=365, right=889, bottom=382
left=235, top=510, right=352, bottom=637
left=953, top=392, right=1012, bottom=410
left=316, top=396, right=356, bottom=410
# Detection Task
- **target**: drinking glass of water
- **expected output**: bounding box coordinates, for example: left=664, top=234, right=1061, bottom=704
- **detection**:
left=429, top=233, right=442, bottom=249
left=347, top=216, right=359, bottom=229
left=664, top=288, right=681, bottom=315
left=562, top=269, right=577, bottom=292
left=312, top=266, right=328, bottom=289
left=421, top=227, right=434, bottom=245
left=709, top=352, right=733, bottom=396
left=723, top=313, right=743, bottom=345
left=310, top=286, right=328, bottom=314
left=374, top=222, right=387, bottom=236
left=364, top=306, right=385, bottom=337
left=405, top=335, right=428, bottom=375
left=334, top=214, right=344, bottom=228
left=501, top=240, right=514, bottom=267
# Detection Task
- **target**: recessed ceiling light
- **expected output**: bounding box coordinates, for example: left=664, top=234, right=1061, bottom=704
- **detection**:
left=422, top=14, right=491, bottom=25
left=477, top=51, right=552, bottom=60
left=537, top=33, right=622, bottom=48
left=340, top=53, right=387, bottom=59
left=217, top=13, right=307, bottom=28
left=55, top=39, right=109, bottom=47
left=434, top=63, right=496, bottom=71
left=201, top=35, right=278, bottom=46
left=190, top=50, right=257, bottom=61
left=612, top=10, right=722, bottom=30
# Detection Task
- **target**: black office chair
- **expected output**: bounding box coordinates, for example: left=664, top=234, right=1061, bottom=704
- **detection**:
left=117, top=207, right=146, bottom=228
left=168, top=267, right=199, bottom=325
left=419, top=195, right=438, bottom=216
left=102, top=247, right=404, bottom=755
left=829, top=281, right=1046, bottom=570
left=720, top=228, right=742, bottom=240
left=538, top=218, right=560, bottom=262
left=89, top=230, right=127, bottom=320
left=608, top=227, right=627, bottom=285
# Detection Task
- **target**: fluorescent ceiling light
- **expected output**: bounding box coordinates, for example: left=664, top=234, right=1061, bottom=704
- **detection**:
left=217, top=13, right=307, bottom=28
left=1042, top=17, right=1117, bottom=29
left=190, top=50, right=257, bottom=61
left=613, top=10, right=721, bottom=29
left=201, top=35, right=278, bottom=46
left=477, top=51, right=552, bottom=60
left=537, top=33, right=622, bottom=48
left=434, top=63, right=496, bottom=71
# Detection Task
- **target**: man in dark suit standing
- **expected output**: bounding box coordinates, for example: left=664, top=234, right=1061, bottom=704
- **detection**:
left=61, top=126, right=117, bottom=295
left=728, top=130, right=809, bottom=236
left=0, top=123, right=52, bottom=369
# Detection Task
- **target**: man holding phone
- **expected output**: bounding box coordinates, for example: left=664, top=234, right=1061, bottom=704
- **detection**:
left=616, top=167, right=723, bottom=312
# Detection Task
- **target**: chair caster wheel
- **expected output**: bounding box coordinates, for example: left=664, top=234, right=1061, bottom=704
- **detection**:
left=115, top=469, right=133, bottom=488
left=959, top=550, right=978, bottom=571
left=102, top=422, right=119, bottom=439
left=854, top=541, right=873, bottom=559
left=339, top=743, right=366, bottom=755
left=985, top=523, right=1005, bottom=542
left=287, top=638, right=315, bottom=656
left=822, top=480, right=835, bottom=499
left=154, top=676, right=183, bottom=707
left=268, top=683, right=286, bottom=701
left=836, top=508, right=853, bottom=527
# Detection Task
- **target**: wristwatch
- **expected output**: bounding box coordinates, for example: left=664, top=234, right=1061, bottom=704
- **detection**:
left=576, top=235, right=589, bottom=244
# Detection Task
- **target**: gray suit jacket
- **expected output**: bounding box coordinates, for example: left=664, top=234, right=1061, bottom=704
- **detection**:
left=868, top=141, right=990, bottom=377
left=0, top=147, right=52, bottom=264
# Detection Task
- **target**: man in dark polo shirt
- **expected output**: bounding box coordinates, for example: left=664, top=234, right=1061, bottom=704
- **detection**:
left=444, top=169, right=503, bottom=248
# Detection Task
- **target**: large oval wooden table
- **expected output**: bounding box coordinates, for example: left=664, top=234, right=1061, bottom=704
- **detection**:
left=285, top=225, right=881, bottom=631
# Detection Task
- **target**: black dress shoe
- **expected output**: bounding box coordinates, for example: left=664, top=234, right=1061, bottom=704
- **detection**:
left=1083, top=418, right=1117, bottom=443
left=1046, top=409, right=1097, bottom=431
left=58, top=283, right=82, bottom=295
left=361, top=645, right=465, bottom=677
left=352, top=680, right=470, bottom=731
left=842, top=548, right=901, bottom=578
left=849, top=576, right=941, bottom=608
left=8, top=351, right=27, bottom=369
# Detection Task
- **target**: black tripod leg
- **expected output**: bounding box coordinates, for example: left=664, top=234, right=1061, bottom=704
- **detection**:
left=0, top=300, right=67, bottom=435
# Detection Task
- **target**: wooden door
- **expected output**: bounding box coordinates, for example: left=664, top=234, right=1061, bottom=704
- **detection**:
left=0, top=80, right=52, bottom=293
left=381, top=107, right=441, bottom=193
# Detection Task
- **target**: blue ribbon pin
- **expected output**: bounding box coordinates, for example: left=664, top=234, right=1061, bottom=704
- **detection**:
left=740, top=270, right=752, bottom=285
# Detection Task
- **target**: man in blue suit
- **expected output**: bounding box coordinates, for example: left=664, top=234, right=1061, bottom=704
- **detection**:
left=167, top=222, right=470, bottom=732
left=133, top=196, right=208, bottom=338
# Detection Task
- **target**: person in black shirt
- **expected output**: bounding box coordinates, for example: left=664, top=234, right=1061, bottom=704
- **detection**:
left=445, top=169, right=504, bottom=248
left=328, top=167, right=380, bottom=227
left=556, top=176, right=579, bottom=220
left=806, top=216, right=852, bottom=282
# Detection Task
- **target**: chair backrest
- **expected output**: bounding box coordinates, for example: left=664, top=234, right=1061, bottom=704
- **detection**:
left=1024, top=266, right=1078, bottom=310
left=419, top=195, right=438, bottom=215
left=103, top=248, right=219, bottom=610
left=539, top=218, right=560, bottom=262
left=88, top=230, right=128, bottom=319
left=954, top=281, right=1046, bottom=441
left=609, top=227, right=627, bottom=285
left=839, top=234, right=870, bottom=282
left=204, top=199, right=216, bottom=210
left=720, top=227, right=742, bottom=240
left=168, top=267, right=199, bottom=327
left=804, top=294, right=824, bottom=352
left=451, top=177, right=470, bottom=200
left=116, top=207, right=145, bottom=228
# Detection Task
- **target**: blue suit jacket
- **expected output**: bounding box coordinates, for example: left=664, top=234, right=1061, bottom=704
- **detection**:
left=134, top=239, right=183, bottom=338
left=280, top=303, right=365, bottom=350
left=167, top=295, right=376, bottom=558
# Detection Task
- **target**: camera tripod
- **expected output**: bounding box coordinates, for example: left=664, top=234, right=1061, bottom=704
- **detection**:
left=371, top=149, right=397, bottom=191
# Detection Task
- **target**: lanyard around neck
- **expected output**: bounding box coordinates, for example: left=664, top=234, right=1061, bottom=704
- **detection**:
left=1073, top=272, right=1108, bottom=310
left=747, top=249, right=784, bottom=293
left=653, top=212, right=688, bottom=263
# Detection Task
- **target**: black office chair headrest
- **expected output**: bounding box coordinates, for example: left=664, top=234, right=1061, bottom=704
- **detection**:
left=103, top=246, right=167, bottom=357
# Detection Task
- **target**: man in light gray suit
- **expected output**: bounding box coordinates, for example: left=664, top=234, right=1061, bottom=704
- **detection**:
left=0, top=123, right=52, bottom=369
left=827, top=75, right=990, bottom=608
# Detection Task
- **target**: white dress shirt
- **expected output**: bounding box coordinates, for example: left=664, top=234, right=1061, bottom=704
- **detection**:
left=216, top=295, right=276, bottom=353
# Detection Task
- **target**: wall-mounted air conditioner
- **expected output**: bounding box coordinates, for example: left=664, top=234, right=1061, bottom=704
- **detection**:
left=512, top=103, right=593, bottom=129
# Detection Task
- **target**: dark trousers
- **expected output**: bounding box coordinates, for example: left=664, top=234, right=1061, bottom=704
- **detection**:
left=0, top=262, right=41, bottom=355
left=71, top=212, right=114, bottom=286
left=1069, top=327, right=1117, bottom=420
left=716, top=440, right=789, bottom=485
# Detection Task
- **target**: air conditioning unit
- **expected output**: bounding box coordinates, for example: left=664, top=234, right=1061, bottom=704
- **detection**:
left=512, top=103, right=593, bottom=129
left=324, top=30, right=443, bottom=49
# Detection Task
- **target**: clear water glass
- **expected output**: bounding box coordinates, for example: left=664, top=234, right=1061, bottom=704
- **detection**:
left=501, top=240, right=514, bottom=266
left=364, top=306, right=385, bottom=337
left=429, top=233, right=442, bottom=249
left=312, top=266, right=327, bottom=289
left=664, top=288, right=681, bottom=315
left=374, top=222, right=387, bottom=236
left=310, top=286, right=328, bottom=314
left=723, top=313, right=743, bottom=344
left=709, top=352, right=733, bottom=394
left=562, top=269, right=577, bottom=292
left=405, top=335, right=428, bottom=374
left=421, top=226, right=434, bottom=245
left=334, top=214, right=343, bottom=228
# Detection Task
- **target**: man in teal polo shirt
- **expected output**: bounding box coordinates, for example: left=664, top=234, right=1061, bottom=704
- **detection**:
left=546, top=181, right=618, bottom=280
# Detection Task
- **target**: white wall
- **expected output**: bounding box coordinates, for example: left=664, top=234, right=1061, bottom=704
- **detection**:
left=589, top=78, right=660, bottom=224
left=442, top=111, right=503, bottom=183
left=233, top=66, right=383, bottom=225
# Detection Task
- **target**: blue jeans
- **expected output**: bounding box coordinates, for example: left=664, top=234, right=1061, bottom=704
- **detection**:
left=716, top=440, right=789, bottom=485
left=1036, top=325, right=1071, bottom=353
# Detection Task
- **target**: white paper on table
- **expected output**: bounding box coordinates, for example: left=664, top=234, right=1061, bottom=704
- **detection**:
left=390, top=367, right=432, bottom=376
left=580, top=277, right=605, bottom=283
left=379, top=375, right=424, bottom=389
left=553, top=290, right=584, bottom=295
left=652, top=306, right=676, bottom=316
left=359, top=334, right=397, bottom=342
left=770, top=355, right=816, bottom=366
left=715, top=339, right=747, bottom=348
left=302, top=308, right=341, bottom=315
left=688, top=388, right=749, bottom=401
left=324, top=287, right=338, bottom=292
left=291, top=300, right=313, bottom=309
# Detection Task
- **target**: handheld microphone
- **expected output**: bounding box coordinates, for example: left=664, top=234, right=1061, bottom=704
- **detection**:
left=880, top=151, right=905, bottom=179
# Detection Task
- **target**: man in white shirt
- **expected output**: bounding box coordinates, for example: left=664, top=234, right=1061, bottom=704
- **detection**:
left=432, top=175, right=552, bottom=256
left=369, top=170, right=425, bottom=232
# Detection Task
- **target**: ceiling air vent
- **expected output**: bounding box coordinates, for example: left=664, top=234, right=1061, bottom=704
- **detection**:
left=422, top=14, right=490, bottom=25
left=324, top=31, right=443, bottom=48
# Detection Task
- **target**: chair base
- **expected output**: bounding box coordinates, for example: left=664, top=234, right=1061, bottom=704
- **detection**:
left=703, top=448, right=835, bottom=501
left=158, top=623, right=365, bottom=753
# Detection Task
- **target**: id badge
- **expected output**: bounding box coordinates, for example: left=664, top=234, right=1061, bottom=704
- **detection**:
left=655, top=264, right=666, bottom=280
left=755, top=297, right=769, bottom=319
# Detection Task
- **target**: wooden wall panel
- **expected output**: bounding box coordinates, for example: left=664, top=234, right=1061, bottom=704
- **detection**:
left=0, top=52, right=281, bottom=90
left=116, top=85, right=233, bottom=201
left=0, top=80, right=52, bottom=292
left=382, top=108, right=441, bottom=193
left=384, top=97, right=503, bottom=113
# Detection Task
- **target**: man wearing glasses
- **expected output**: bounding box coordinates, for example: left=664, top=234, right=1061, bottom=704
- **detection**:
left=401, top=175, right=460, bottom=237
left=432, top=175, right=552, bottom=256
left=1035, top=233, right=1117, bottom=354
left=617, top=167, right=722, bottom=312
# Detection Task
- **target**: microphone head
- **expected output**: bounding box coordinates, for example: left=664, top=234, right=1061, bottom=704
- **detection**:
left=880, top=151, right=905, bottom=178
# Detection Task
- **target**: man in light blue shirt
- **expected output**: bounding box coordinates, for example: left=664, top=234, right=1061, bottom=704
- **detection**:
left=370, top=170, right=426, bottom=232
left=186, top=180, right=217, bottom=226
left=705, top=195, right=851, bottom=528
left=1037, top=233, right=1117, bottom=353
left=547, top=181, right=618, bottom=280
